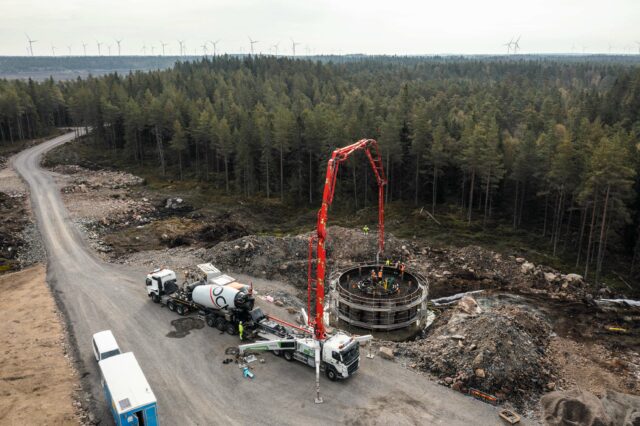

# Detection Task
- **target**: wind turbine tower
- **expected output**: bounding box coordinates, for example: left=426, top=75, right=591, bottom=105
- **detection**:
left=291, top=38, right=300, bottom=56
left=116, top=39, right=122, bottom=56
left=51, top=45, right=57, bottom=56
left=96, top=41, right=103, bottom=56
left=272, top=41, right=280, bottom=56
left=209, top=40, right=220, bottom=56
left=503, top=38, right=513, bottom=54
left=82, top=41, right=88, bottom=56
left=161, top=41, right=168, bottom=56
left=67, top=45, right=72, bottom=56
left=512, top=36, right=521, bottom=54
left=25, top=34, right=37, bottom=56
left=248, top=36, right=259, bottom=54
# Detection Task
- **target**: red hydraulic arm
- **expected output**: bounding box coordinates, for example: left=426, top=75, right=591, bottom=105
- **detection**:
left=308, top=139, right=387, bottom=340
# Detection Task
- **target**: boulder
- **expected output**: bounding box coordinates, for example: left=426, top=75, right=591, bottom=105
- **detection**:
left=565, top=273, right=584, bottom=283
left=544, top=272, right=559, bottom=283
left=457, top=296, right=482, bottom=316
left=379, top=346, right=395, bottom=360
left=521, top=262, right=535, bottom=274
left=542, top=390, right=612, bottom=426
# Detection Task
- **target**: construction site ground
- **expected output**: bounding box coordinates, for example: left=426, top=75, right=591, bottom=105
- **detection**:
left=7, top=131, right=516, bottom=425
left=0, top=265, right=83, bottom=425
left=2, top=131, right=639, bottom=424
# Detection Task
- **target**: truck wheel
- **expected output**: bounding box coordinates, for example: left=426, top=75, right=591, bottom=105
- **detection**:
left=215, top=318, right=226, bottom=331
left=151, top=293, right=160, bottom=303
left=283, top=351, right=294, bottom=362
left=176, top=304, right=185, bottom=316
left=272, top=350, right=281, bottom=356
left=206, top=317, right=215, bottom=327
left=167, top=301, right=175, bottom=311
left=326, top=368, right=338, bottom=381
left=226, top=323, right=236, bottom=335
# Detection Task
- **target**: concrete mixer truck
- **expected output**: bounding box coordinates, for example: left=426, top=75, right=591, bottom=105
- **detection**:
left=145, top=268, right=260, bottom=335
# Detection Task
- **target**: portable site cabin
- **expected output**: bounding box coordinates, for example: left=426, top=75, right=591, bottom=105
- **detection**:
left=99, top=352, right=158, bottom=426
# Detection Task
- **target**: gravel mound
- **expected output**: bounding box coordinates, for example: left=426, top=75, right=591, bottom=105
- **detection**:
left=394, top=303, right=555, bottom=410
left=204, top=226, right=411, bottom=288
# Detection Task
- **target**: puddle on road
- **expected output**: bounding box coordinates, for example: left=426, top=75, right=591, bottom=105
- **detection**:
left=166, top=317, right=205, bottom=338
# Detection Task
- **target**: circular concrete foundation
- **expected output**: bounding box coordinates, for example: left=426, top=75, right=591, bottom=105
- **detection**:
left=331, top=264, right=428, bottom=331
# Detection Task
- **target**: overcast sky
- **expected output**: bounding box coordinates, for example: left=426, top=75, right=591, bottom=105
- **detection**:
left=1, top=0, right=639, bottom=56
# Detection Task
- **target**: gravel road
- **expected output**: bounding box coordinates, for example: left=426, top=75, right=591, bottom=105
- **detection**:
left=12, top=130, right=514, bottom=425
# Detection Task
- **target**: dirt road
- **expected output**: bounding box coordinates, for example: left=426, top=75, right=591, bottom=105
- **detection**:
left=12, top=130, right=513, bottom=425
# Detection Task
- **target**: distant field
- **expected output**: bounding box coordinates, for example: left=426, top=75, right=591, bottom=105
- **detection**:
left=2, top=54, right=640, bottom=81
left=0, top=55, right=195, bottom=80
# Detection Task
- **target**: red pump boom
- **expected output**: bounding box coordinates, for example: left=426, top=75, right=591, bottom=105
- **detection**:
left=308, top=139, right=387, bottom=340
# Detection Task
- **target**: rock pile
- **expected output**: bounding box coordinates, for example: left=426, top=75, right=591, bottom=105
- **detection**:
left=393, top=301, right=556, bottom=410
left=205, top=226, right=414, bottom=288
left=52, top=165, right=144, bottom=190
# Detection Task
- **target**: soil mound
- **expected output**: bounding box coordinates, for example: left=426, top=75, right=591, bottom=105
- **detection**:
left=394, top=304, right=555, bottom=409
left=205, top=226, right=410, bottom=288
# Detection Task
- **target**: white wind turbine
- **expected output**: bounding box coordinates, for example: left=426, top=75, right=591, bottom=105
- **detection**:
left=290, top=38, right=300, bottom=56
left=209, top=40, right=220, bottom=56
left=25, top=33, right=37, bottom=56
left=248, top=36, right=259, bottom=54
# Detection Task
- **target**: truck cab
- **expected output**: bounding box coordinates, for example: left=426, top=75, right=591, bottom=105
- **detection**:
left=321, top=333, right=360, bottom=380
left=145, top=268, right=178, bottom=302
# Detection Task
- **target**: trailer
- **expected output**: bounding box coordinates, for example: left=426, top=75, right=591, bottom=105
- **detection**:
left=145, top=267, right=257, bottom=335
left=99, top=352, right=158, bottom=426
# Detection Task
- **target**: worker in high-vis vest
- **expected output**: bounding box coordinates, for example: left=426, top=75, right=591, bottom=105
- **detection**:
left=363, top=225, right=370, bottom=235
left=238, top=321, right=244, bottom=341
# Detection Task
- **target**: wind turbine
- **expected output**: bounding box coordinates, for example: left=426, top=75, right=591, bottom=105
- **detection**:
left=209, top=40, right=220, bottom=56
left=178, top=40, right=185, bottom=56
left=151, top=45, right=155, bottom=55
left=25, top=34, right=37, bottom=56
left=107, top=44, right=112, bottom=56
left=290, top=38, right=300, bottom=56
left=290, top=38, right=299, bottom=56
left=51, top=45, right=57, bottom=56
left=141, top=44, right=147, bottom=55
left=512, top=36, right=521, bottom=54
left=248, top=36, right=259, bottom=54
left=160, top=41, right=168, bottom=56
left=503, top=37, right=513, bottom=54
left=96, top=41, right=103, bottom=56
left=636, top=41, right=640, bottom=55
left=272, top=41, right=280, bottom=56
left=115, top=39, right=122, bottom=56
left=82, top=41, right=88, bottom=56
left=201, top=43, right=208, bottom=56
left=67, top=45, right=72, bottom=56
left=608, top=43, right=614, bottom=54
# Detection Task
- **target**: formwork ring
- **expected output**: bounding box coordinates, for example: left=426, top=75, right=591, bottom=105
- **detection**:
left=331, top=264, right=428, bottom=331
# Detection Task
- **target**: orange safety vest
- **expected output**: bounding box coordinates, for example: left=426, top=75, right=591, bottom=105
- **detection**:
left=378, top=270, right=383, bottom=279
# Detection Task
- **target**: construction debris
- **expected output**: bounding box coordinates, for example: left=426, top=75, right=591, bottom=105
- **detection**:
left=394, top=303, right=555, bottom=410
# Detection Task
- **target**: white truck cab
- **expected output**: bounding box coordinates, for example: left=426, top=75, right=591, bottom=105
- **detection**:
left=145, top=268, right=178, bottom=302
left=321, top=333, right=360, bottom=380
left=92, top=330, right=121, bottom=362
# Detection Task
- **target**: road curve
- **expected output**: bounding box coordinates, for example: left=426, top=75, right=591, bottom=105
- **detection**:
left=12, top=131, right=510, bottom=425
